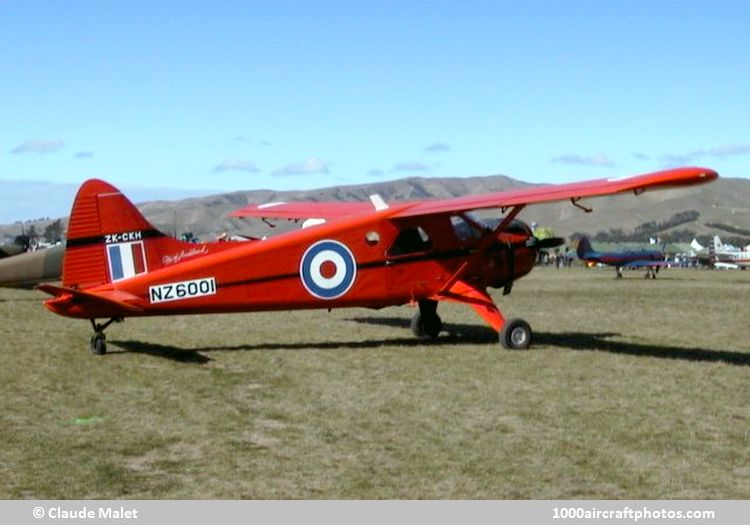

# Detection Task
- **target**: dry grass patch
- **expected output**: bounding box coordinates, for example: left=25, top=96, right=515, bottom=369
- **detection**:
left=0, top=267, right=747, bottom=498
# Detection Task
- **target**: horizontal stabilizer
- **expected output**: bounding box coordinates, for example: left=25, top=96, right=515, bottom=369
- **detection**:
left=39, top=284, right=144, bottom=313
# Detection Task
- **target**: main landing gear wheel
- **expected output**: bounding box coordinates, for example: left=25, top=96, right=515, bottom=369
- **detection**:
left=499, top=318, right=532, bottom=350
left=411, top=311, right=443, bottom=339
left=411, top=299, right=443, bottom=339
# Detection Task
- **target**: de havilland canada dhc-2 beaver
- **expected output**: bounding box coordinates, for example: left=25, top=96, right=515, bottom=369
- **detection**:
left=40, top=167, right=717, bottom=354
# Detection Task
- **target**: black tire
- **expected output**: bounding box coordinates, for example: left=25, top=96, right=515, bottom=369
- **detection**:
left=90, top=335, right=107, bottom=355
left=499, top=318, right=532, bottom=350
left=410, top=311, right=443, bottom=339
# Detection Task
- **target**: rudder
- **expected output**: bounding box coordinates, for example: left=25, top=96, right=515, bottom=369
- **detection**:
left=63, top=179, right=209, bottom=289
left=576, top=237, right=593, bottom=259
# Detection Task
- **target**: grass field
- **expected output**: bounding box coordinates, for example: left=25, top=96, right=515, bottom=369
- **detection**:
left=1, top=267, right=748, bottom=499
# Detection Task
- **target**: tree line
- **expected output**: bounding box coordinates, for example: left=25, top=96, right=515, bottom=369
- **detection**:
left=11, top=219, right=65, bottom=247
left=571, top=211, right=701, bottom=243
left=571, top=210, right=750, bottom=247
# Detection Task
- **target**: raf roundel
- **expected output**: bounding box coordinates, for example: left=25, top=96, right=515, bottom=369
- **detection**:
left=299, top=240, right=357, bottom=299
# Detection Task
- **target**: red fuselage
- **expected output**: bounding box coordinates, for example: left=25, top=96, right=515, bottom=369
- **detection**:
left=44, top=208, right=536, bottom=319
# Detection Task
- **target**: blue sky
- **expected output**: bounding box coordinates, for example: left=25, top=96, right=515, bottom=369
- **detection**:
left=1, top=1, right=749, bottom=221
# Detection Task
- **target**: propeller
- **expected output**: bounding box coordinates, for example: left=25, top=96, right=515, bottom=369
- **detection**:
left=501, top=236, right=565, bottom=296
left=526, top=236, right=565, bottom=250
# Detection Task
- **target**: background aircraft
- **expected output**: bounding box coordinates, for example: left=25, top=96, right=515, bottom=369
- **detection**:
left=709, top=236, right=749, bottom=269
left=0, top=244, right=63, bottom=288
left=0, top=244, right=25, bottom=259
left=40, top=167, right=717, bottom=355
left=576, top=236, right=667, bottom=278
left=691, top=236, right=750, bottom=269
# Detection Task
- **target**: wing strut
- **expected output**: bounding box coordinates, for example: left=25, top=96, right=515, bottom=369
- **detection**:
left=570, top=197, right=592, bottom=213
left=495, top=205, right=526, bottom=232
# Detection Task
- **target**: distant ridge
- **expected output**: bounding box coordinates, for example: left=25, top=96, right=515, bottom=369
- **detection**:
left=2, top=174, right=748, bottom=242
left=136, top=174, right=532, bottom=238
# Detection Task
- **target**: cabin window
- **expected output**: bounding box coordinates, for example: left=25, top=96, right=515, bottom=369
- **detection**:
left=450, top=215, right=482, bottom=241
left=388, top=226, right=432, bottom=256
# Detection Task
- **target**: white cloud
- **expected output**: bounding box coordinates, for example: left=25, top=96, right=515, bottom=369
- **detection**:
left=706, top=144, right=750, bottom=158
left=11, top=139, right=65, bottom=154
left=550, top=154, right=615, bottom=167
left=272, top=157, right=329, bottom=176
left=659, top=153, right=697, bottom=166
left=424, top=142, right=450, bottom=153
left=211, top=159, right=261, bottom=173
left=659, top=143, right=750, bottom=166
left=392, top=161, right=431, bottom=172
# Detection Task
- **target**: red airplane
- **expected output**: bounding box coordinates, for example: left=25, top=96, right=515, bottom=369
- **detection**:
left=40, top=167, right=717, bottom=355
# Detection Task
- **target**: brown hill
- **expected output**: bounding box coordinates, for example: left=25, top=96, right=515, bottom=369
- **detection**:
left=137, top=174, right=532, bottom=238
left=2, top=175, right=749, bottom=243
left=522, top=177, right=750, bottom=241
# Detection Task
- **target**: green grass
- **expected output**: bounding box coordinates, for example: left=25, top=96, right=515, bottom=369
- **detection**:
left=0, top=267, right=748, bottom=499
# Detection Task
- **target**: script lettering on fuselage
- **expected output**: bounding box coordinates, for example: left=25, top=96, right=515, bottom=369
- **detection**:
left=149, top=277, right=217, bottom=304
left=161, top=245, right=209, bottom=265
left=104, top=231, right=143, bottom=244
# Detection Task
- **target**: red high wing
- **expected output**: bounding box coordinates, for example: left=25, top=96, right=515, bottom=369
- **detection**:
left=231, top=201, right=373, bottom=219
left=392, top=166, right=717, bottom=218
left=230, top=167, right=717, bottom=221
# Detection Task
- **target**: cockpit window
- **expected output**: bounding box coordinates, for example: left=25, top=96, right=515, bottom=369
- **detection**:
left=505, top=219, right=532, bottom=236
left=450, top=215, right=483, bottom=241
left=388, top=226, right=432, bottom=256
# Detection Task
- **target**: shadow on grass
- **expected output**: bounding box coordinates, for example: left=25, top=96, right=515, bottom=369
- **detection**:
left=113, top=333, right=486, bottom=358
left=351, top=316, right=750, bottom=367
left=108, top=340, right=212, bottom=364
left=105, top=323, right=490, bottom=364
left=533, top=331, right=750, bottom=366
left=106, top=317, right=749, bottom=367
left=348, top=315, right=498, bottom=341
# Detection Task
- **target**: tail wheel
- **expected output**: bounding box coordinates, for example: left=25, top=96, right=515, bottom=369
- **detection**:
left=411, top=311, right=443, bottom=339
left=90, top=334, right=107, bottom=355
left=499, top=318, right=532, bottom=350
left=88, top=318, right=121, bottom=356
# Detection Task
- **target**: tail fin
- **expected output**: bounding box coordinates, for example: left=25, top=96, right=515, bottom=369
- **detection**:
left=63, top=179, right=215, bottom=289
left=576, top=236, right=593, bottom=259
left=713, top=235, right=723, bottom=252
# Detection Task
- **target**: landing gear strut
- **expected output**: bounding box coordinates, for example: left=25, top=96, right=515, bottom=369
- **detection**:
left=411, top=299, right=443, bottom=339
left=89, top=318, right=123, bottom=355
